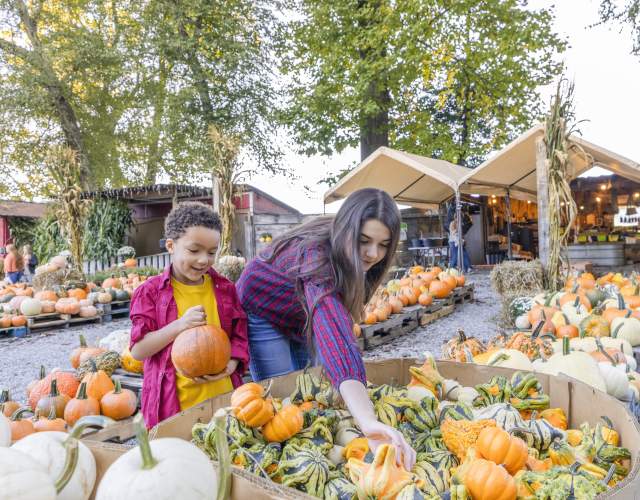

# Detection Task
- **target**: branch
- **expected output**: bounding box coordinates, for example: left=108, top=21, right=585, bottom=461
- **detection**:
left=0, top=36, right=32, bottom=60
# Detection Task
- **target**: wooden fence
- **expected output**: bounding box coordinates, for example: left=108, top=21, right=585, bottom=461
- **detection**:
left=82, top=252, right=171, bottom=275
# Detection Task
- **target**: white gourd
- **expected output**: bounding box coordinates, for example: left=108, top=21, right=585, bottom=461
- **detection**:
left=487, top=349, right=533, bottom=371
left=456, top=387, right=480, bottom=406
left=407, top=385, right=436, bottom=403
left=0, top=412, right=10, bottom=447
left=561, top=301, right=590, bottom=326
left=611, top=316, right=640, bottom=346
left=96, top=415, right=218, bottom=500
left=327, top=445, right=345, bottom=465
left=551, top=337, right=634, bottom=356
left=442, top=379, right=461, bottom=401
left=0, top=447, right=56, bottom=500
left=597, top=362, right=630, bottom=400
left=515, top=314, right=531, bottom=330
left=539, top=338, right=607, bottom=393
left=11, top=416, right=112, bottom=500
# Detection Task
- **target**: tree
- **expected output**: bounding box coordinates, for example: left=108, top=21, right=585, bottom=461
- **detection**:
left=280, top=0, right=566, bottom=166
left=599, top=0, right=640, bottom=55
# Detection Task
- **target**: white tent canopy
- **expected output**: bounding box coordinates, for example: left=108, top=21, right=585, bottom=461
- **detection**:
left=323, top=146, right=472, bottom=209
left=459, top=124, right=640, bottom=201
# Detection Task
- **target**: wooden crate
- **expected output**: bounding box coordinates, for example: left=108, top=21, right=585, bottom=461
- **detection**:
left=360, top=309, right=420, bottom=350
left=453, top=284, right=475, bottom=305
left=419, top=304, right=455, bottom=327
left=27, top=312, right=71, bottom=331
left=98, top=301, right=131, bottom=322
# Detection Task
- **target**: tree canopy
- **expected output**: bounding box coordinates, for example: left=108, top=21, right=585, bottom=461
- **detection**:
left=599, top=0, right=640, bottom=55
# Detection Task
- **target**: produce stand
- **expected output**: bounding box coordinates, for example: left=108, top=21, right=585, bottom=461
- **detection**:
left=84, top=359, right=640, bottom=499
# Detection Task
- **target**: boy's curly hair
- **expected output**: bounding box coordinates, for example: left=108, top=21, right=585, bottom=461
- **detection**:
left=165, top=202, right=222, bottom=240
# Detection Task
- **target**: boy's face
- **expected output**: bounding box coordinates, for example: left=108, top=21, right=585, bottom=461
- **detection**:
left=166, top=226, right=220, bottom=284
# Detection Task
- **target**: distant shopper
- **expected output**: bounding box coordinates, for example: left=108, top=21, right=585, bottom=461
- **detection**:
left=4, top=244, right=24, bottom=283
left=449, top=220, right=472, bottom=273
left=22, top=245, right=38, bottom=280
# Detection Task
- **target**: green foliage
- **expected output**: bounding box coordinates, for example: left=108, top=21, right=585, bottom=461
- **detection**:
left=31, top=200, right=132, bottom=263
left=599, top=1, right=640, bottom=55
left=279, top=0, right=567, bottom=168
left=7, top=217, right=38, bottom=251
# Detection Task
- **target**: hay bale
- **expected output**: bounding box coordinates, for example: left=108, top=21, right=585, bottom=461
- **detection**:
left=490, top=260, right=545, bottom=327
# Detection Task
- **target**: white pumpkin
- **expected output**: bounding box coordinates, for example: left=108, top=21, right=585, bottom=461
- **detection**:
left=561, top=300, right=590, bottom=326
left=11, top=415, right=111, bottom=500
left=442, top=379, right=461, bottom=400
left=611, top=316, right=640, bottom=346
left=327, top=445, right=345, bottom=466
left=551, top=337, right=634, bottom=356
left=603, top=294, right=626, bottom=310
left=515, top=314, right=531, bottom=330
left=0, top=412, right=10, bottom=447
left=96, top=435, right=217, bottom=500
left=20, top=298, right=42, bottom=317
left=0, top=447, right=57, bottom=500
left=538, top=338, right=607, bottom=393
left=456, top=386, right=480, bottom=406
left=487, top=349, right=533, bottom=371
left=598, top=362, right=630, bottom=400
left=407, top=385, right=436, bottom=403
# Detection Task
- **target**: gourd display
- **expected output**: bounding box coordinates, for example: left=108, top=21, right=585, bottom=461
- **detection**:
left=262, top=405, right=303, bottom=442
left=35, top=379, right=69, bottom=418
left=171, top=325, right=231, bottom=378
left=81, top=360, right=115, bottom=400
left=347, top=444, right=413, bottom=499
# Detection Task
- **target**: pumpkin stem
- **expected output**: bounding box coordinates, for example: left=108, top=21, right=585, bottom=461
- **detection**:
left=462, top=346, right=474, bottom=363
left=595, top=339, right=617, bottom=366
left=617, top=293, right=625, bottom=310
left=562, top=336, right=570, bottom=356
left=488, top=353, right=509, bottom=366
left=531, top=319, right=544, bottom=339
left=214, top=408, right=232, bottom=500
left=458, top=329, right=467, bottom=342
left=113, top=379, right=122, bottom=394
left=76, top=381, right=89, bottom=400
left=67, top=415, right=115, bottom=440
left=602, top=464, right=616, bottom=486
left=55, top=435, right=80, bottom=494
left=134, top=413, right=158, bottom=470
left=0, top=389, right=8, bottom=404
left=79, top=334, right=87, bottom=348
left=10, top=406, right=34, bottom=421
left=50, top=378, right=60, bottom=398
left=600, top=415, right=615, bottom=430
left=38, top=365, right=46, bottom=380
left=611, top=323, right=623, bottom=339
left=47, top=405, right=57, bottom=421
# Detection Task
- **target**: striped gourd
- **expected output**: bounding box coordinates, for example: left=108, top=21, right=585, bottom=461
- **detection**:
left=302, top=408, right=341, bottom=433
left=474, top=376, right=511, bottom=406
left=416, top=449, right=459, bottom=472
left=230, top=442, right=281, bottom=478
left=368, top=384, right=408, bottom=402
left=290, top=371, right=322, bottom=403
left=438, top=402, right=473, bottom=425
left=323, top=477, right=357, bottom=500
left=520, top=413, right=566, bottom=452
left=405, top=397, right=439, bottom=432
left=288, top=416, right=334, bottom=453
left=413, top=461, right=448, bottom=496
left=278, top=443, right=331, bottom=497
left=396, top=484, right=429, bottom=499
left=399, top=422, right=417, bottom=441
left=472, top=403, right=526, bottom=432
left=374, top=396, right=414, bottom=427
left=412, top=429, right=446, bottom=453
left=192, top=413, right=257, bottom=460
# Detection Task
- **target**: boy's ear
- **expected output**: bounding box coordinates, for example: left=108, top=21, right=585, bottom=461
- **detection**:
left=165, top=238, right=175, bottom=254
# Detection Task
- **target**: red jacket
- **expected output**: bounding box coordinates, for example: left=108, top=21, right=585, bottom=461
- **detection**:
left=130, top=266, right=249, bottom=428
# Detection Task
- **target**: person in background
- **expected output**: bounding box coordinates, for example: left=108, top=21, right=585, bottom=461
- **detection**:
left=129, top=202, right=249, bottom=428
left=22, top=245, right=38, bottom=281
left=3, top=244, right=24, bottom=283
left=449, top=219, right=472, bottom=273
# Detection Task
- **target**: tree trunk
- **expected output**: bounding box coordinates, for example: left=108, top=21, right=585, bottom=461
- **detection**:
left=144, top=58, right=169, bottom=184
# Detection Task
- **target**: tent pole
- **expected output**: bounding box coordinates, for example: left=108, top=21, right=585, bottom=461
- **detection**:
left=456, top=190, right=463, bottom=272
left=536, top=136, right=550, bottom=268
left=506, top=190, right=513, bottom=260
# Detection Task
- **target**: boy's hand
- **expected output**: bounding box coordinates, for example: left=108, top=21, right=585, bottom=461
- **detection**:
left=191, top=359, right=239, bottom=383
left=178, top=305, right=207, bottom=330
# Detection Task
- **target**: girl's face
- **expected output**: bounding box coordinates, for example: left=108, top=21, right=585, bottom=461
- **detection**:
left=166, top=226, right=220, bottom=285
left=359, top=219, right=391, bottom=272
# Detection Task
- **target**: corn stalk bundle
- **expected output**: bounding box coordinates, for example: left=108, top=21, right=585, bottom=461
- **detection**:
left=543, top=80, right=589, bottom=290
left=209, top=125, right=242, bottom=256
left=44, top=146, right=92, bottom=273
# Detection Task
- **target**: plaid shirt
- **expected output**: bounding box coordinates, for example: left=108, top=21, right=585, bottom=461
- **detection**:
left=236, top=240, right=366, bottom=387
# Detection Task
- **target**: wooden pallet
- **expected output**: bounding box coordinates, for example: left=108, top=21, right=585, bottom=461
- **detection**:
left=98, top=300, right=131, bottom=322
left=0, top=325, right=28, bottom=338
left=453, top=284, right=475, bottom=305
left=419, top=304, right=455, bottom=327
left=27, top=312, right=71, bottom=330
left=360, top=309, right=421, bottom=350
left=434, top=296, right=454, bottom=307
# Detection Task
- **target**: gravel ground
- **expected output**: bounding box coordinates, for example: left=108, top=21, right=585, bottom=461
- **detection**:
left=0, top=317, right=132, bottom=404
left=365, top=270, right=501, bottom=360
left=1, top=271, right=501, bottom=403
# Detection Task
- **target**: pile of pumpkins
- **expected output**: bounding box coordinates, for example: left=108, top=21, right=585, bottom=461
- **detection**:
left=443, top=271, right=640, bottom=401
left=0, top=273, right=147, bottom=328
left=361, top=266, right=466, bottom=327
left=186, top=356, right=630, bottom=500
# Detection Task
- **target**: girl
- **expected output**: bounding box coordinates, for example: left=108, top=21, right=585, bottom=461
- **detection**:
left=236, top=188, right=416, bottom=470
left=449, top=219, right=472, bottom=273
left=3, top=244, right=24, bottom=284
left=22, top=245, right=38, bottom=282
left=130, top=202, right=249, bottom=428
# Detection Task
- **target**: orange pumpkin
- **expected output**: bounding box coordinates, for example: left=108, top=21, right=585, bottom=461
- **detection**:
left=28, top=371, right=80, bottom=410
left=388, top=297, right=403, bottom=314
left=34, top=290, right=58, bottom=302
left=10, top=407, right=36, bottom=441
left=456, top=275, right=466, bottom=287
left=538, top=408, right=568, bottom=430
left=429, top=280, right=450, bottom=299
left=70, top=334, right=92, bottom=369
left=230, top=382, right=275, bottom=428
left=34, top=406, right=67, bottom=432
left=11, top=315, right=27, bottom=327
left=124, top=258, right=137, bottom=268
left=262, top=404, right=303, bottom=442
left=344, top=437, right=370, bottom=461
left=464, top=458, right=516, bottom=500
left=1, top=389, right=20, bottom=417
left=25, top=365, right=46, bottom=398
left=64, top=382, right=100, bottom=426
left=67, top=288, right=87, bottom=300
left=35, top=379, right=69, bottom=418
left=364, top=312, right=377, bottom=325
left=171, top=325, right=231, bottom=378
left=442, top=275, right=457, bottom=290
left=556, top=323, right=579, bottom=339
left=373, top=307, right=389, bottom=322
left=40, top=300, right=56, bottom=313
left=100, top=379, right=137, bottom=420
left=353, top=324, right=362, bottom=338
left=476, top=426, right=528, bottom=475
left=0, top=315, right=11, bottom=328
left=55, top=298, right=81, bottom=315
left=77, top=346, right=107, bottom=366
left=418, top=292, right=433, bottom=306
left=81, top=360, right=115, bottom=400
left=102, top=276, right=121, bottom=289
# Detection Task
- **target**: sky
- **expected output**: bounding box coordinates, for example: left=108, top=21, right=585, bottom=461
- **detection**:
left=244, top=0, right=640, bottom=215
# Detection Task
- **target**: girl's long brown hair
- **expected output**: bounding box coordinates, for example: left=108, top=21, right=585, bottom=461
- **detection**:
left=262, top=188, right=401, bottom=334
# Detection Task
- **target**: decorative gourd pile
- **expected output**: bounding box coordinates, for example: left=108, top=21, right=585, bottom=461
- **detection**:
left=360, top=266, right=466, bottom=328
left=189, top=357, right=631, bottom=499
left=442, top=271, right=640, bottom=402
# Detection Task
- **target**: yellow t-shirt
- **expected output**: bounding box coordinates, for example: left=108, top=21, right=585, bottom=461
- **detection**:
left=172, top=274, right=233, bottom=410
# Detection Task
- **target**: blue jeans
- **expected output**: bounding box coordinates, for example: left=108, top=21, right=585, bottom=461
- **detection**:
left=6, top=271, right=23, bottom=284
left=449, top=243, right=471, bottom=272
left=247, top=313, right=310, bottom=382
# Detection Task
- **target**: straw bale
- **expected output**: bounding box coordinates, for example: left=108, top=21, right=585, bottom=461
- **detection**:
left=490, top=260, right=545, bottom=327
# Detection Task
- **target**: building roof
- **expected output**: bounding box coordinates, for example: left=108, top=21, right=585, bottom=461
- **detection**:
left=0, top=200, right=47, bottom=218
left=83, top=183, right=301, bottom=215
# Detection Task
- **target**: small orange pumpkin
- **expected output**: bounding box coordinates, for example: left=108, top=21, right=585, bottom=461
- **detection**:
left=64, top=382, right=100, bottom=426
left=476, top=426, right=528, bottom=475
left=1, top=389, right=20, bottom=417
left=34, top=406, right=67, bottom=432
left=262, top=404, right=303, bottom=442
left=464, top=458, right=516, bottom=500
left=81, top=360, right=115, bottom=401
left=230, top=382, right=275, bottom=428
left=429, top=280, right=450, bottom=299
left=10, top=407, right=36, bottom=441
left=100, top=379, right=137, bottom=420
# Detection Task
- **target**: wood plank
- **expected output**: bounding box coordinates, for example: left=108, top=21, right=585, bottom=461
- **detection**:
left=419, top=304, right=455, bottom=327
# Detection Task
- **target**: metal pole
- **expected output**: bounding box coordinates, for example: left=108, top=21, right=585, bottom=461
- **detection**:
left=505, top=190, right=513, bottom=260
left=456, top=191, right=463, bottom=272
